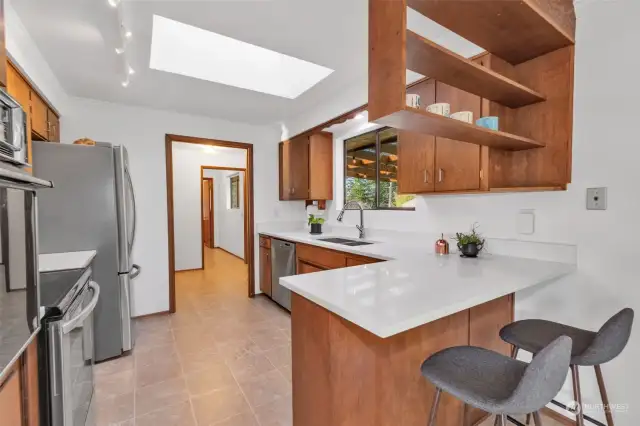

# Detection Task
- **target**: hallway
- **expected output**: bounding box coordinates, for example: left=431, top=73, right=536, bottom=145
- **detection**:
left=91, top=247, right=292, bottom=426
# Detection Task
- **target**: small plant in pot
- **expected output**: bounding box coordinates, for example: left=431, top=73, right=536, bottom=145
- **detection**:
left=308, top=214, right=325, bottom=235
left=454, top=223, right=485, bottom=258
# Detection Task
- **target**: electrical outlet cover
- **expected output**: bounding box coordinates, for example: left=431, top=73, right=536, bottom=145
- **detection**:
left=517, top=210, right=535, bottom=235
left=586, top=187, right=607, bottom=210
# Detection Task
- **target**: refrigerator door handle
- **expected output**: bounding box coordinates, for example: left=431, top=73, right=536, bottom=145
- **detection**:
left=125, top=165, right=137, bottom=252
left=130, top=264, right=141, bottom=279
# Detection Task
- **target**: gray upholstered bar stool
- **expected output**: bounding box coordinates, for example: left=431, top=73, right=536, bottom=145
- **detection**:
left=421, top=336, right=572, bottom=426
left=500, top=308, right=634, bottom=426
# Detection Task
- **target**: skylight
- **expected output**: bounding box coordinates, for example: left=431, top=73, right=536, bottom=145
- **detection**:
left=150, top=15, right=334, bottom=99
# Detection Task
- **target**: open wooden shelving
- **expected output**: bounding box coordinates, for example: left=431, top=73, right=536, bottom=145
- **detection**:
left=377, top=107, right=544, bottom=151
left=406, top=30, right=545, bottom=108
left=407, top=0, right=576, bottom=64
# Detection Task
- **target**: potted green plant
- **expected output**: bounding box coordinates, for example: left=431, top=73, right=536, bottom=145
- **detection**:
left=308, top=214, right=325, bottom=235
left=454, top=223, right=485, bottom=258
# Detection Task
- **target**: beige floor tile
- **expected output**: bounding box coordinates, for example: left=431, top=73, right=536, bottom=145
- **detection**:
left=136, top=356, right=183, bottom=388
left=135, top=377, right=189, bottom=416
left=226, top=353, right=276, bottom=381
left=135, top=315, right=171, bottom=332
left=179, top=347, right=225, bottom=373
left=249, top=329, right=289, bottom=351
left=184, top=363, right=237, bottom=396
left=217, top=338, right=262, bottom=361
left=170, top=312, right=203, bottom=329
left=135, top=329, right=174, bottom=350
left=92, top=392, right=134, bottom=426
left=237, top=370, right=292, bottom=409
left=174, top=331, right=219, bottom=355
left=262, top=345, right=291, bottom=369
left=95, top=369, right=135, bottom=398
left=191, top=387, right=252, bottom=425
left=278, top=365, right=292, bottom=383
left=134, top=344, right=178, bottom=367
left=212, top=411, right=259, bottom=426
left=253, top=394, right=293, bottom=426
left=134, top=401, right=196, bottom=426
left=94, top=354, right=134, bottom=377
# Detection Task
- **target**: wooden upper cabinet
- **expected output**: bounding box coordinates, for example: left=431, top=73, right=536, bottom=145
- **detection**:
left=434, top=79, right=482, bottom=192
left=47, top=109, right=60, bottom=142
left=279, top=132, right=333, bottom=201
left=308, top=132, right=333, bottom=200
left=289, top=135, right=309, bottom=200
left=30, top=91, right=49, bottom=139
left=6, top=64, right=30, bottom=110
left=399, top=79, right=436, bottom=194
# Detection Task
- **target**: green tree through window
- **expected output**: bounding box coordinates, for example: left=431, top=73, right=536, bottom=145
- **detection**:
left=344, top=127, right=415, bottom=209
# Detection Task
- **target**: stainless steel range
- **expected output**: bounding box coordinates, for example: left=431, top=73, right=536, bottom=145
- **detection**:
left=39, top=267, right=100, bottom=426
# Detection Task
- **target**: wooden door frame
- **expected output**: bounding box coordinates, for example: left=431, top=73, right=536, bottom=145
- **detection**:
left=165, top=134, right=255, bottom=312
left=200, top=176, right=214, bottom=250
left=200, top=165, right=248, bottom=268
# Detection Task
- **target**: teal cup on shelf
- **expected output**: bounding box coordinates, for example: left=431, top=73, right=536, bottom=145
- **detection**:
left=476, top=116, right=499, bottom=131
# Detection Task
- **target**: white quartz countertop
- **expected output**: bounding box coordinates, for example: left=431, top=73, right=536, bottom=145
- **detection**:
left=39, top=250, right=97, bottom=273
left=263, top=231, right=576, bottom=338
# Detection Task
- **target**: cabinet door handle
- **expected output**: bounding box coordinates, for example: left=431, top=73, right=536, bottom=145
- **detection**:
left=438, top=168, right=444, bottom=183
left=292, top=187, right=295, bottom=195
left=423, top=169, right=429, bottom=183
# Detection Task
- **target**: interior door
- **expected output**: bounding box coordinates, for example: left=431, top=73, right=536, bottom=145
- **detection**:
left=202, top=178, right=214, bottom=248
left=434, top=81, right=482, bottom=192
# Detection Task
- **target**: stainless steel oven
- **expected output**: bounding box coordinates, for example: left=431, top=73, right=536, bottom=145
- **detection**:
left=41, top=267, right=100, bottom=426
left=0, top=90, right=28, bottom=166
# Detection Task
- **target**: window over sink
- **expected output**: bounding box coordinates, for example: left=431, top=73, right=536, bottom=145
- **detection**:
left=344, top=127, right=415, bottom=210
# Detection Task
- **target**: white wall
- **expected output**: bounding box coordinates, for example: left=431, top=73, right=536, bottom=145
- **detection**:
left=207, top=170, right=245, bottom=259
left=62, top=97, right=304, bottom=316
left=282, top=2, right=640, bottom=424
left=172, top=143, right=245, bottom=271
left=4, top=0, right=69, bottom=114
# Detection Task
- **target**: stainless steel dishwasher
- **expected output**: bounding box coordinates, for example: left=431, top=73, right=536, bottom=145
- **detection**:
left=271, top=239, right=296, bottom=311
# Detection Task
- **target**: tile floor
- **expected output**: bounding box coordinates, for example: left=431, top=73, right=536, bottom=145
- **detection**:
left=88, top=247, right=567, bottom=426
left=90, top=248, right=292, bottom=426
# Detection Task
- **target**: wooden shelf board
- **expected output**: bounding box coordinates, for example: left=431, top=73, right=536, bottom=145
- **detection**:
left=406, top=30, right=545, bottom=108
left=407, top=0, right=575, bottom=64
left=373, top=107, right=545, bottom=151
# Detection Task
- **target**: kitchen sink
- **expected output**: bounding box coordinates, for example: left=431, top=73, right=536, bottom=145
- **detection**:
left=317, top=237, right=375, bottom=246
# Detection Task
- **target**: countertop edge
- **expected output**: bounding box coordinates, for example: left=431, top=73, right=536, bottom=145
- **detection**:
left=0, top=326, right=40, bottom=384
left=39, top=250, right=97, bottom=273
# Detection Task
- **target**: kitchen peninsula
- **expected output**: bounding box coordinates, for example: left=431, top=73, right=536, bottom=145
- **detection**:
left=271, top=231, right=575, bottom=426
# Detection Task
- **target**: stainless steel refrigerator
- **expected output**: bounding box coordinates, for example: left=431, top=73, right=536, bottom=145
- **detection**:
left=32, top=141, right=140, bottom=361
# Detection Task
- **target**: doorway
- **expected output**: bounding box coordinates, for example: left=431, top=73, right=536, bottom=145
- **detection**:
left=201, top=177, right=214, bottom=249
left=165, top=134, right=255, bottom=313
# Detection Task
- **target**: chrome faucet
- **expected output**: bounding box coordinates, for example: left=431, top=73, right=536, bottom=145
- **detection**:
left=337, top=200, right=365, bottom=239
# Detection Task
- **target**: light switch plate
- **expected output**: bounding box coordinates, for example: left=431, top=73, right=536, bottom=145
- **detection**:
left=586, top=187, right=607, bottom=210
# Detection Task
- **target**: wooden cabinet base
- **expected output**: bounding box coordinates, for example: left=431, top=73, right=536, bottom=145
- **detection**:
left=291, top=293, right=513, bottom=426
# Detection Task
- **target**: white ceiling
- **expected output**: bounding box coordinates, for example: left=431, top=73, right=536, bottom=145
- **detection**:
left=12, top=0, right=482, bottom=126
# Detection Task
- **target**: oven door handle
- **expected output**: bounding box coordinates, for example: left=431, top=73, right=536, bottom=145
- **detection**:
left=61, top=282, right=100, bottom=335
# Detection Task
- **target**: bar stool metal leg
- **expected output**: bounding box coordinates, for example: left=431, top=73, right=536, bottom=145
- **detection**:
left=525, top=413, right=532, bottom=425
left=595, top=365, right=615, bottom=426
left=571, top=365, right=585, bottom=426
left=510, top=346, right=519, bottom=359
left=532, top=411, right=543, bottom=426
left=427, top=388, right=442, bottom=426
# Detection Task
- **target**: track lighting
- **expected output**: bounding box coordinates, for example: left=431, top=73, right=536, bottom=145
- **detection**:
left=115, top=47, right=124, bottom=55
left=121, top=80, right=129, bottom=88
left=107, top=0, right=120, bottom=8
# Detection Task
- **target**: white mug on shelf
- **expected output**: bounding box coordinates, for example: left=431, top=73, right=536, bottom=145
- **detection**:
left=450, top=111, right=474, bottom=124
left=426, top=103, right=450, bottom=117
left=406, top=94, right=421, bottom=109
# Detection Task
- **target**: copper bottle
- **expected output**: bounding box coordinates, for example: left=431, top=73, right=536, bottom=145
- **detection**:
left=435, top=233, right=449, bottom=255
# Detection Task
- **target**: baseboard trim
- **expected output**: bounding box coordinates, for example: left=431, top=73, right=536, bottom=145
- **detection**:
left=176, top=267, right=203, bottom=272
left=541, top=407, right=573, bottom=426
left=216, top=247, right=245, bottom=262
left=132, top=310, right=171, bottom=319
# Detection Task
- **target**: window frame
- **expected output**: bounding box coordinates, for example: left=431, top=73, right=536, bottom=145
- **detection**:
left=343, top=126, right=415, bottom=211
left=230, top=174, right=240, bottom=209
